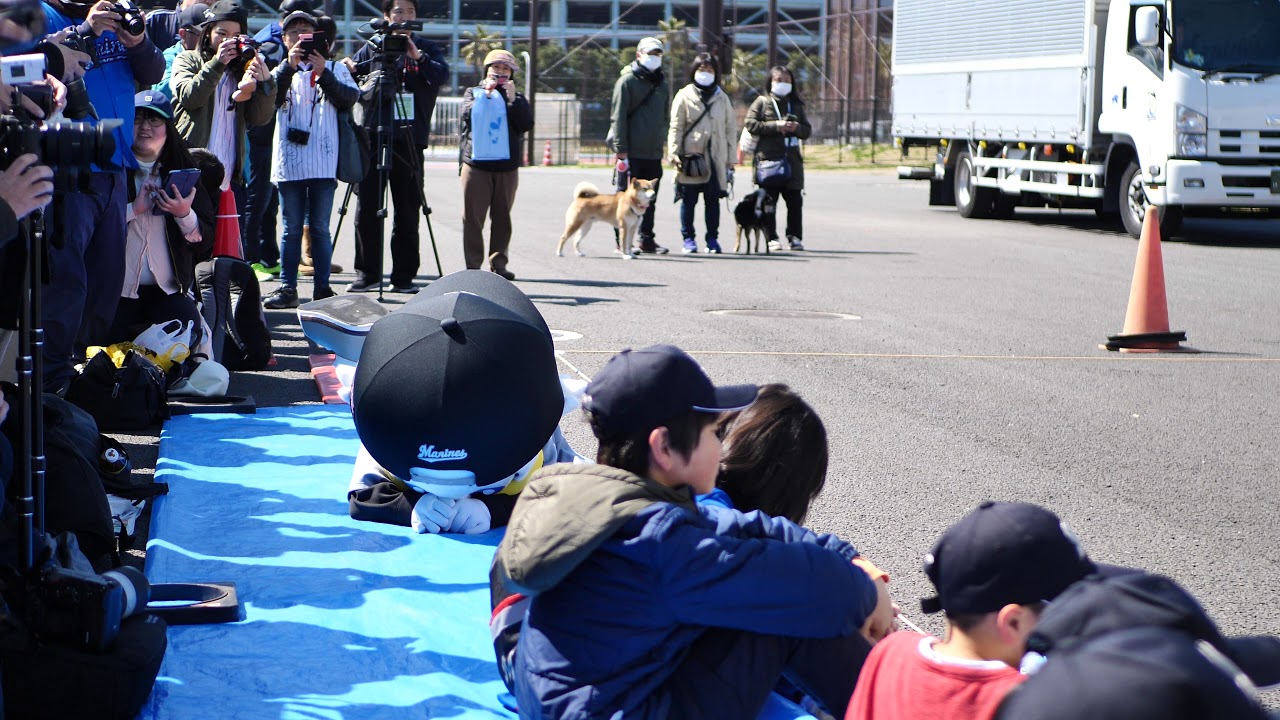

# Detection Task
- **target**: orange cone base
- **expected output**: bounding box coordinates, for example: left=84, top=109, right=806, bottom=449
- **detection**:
left=1100, top=330, right=1198, bottom=353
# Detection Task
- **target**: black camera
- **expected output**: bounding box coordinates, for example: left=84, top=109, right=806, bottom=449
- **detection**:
left=110, top=0, right=145, bottom=36
left=0, top=113, right=118, bottom=190
left=27, top=564, right=150, bottom=652
left=285, top=127, right=310, bottom=145
left=235, top=35, right=261, bottom=60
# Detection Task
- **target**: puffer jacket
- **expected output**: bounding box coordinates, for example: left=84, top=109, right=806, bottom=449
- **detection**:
left=667, top=84, right=736, bottom=189
left=170, top=47, right=276, bottom=184
left=609, top=63, right=670, bottom=160
left=494, top=463, right=878, bottom=720
left=745, top=92, right=812, bottom=191
left=994, top=571, right=1280, bottom=720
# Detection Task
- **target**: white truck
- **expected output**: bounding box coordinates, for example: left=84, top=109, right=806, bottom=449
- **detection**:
left=891, top=0, right=1280, bottom=237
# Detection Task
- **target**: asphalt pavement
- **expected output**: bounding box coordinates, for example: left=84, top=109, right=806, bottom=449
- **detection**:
left=133, top=163, right=1279, bottom=691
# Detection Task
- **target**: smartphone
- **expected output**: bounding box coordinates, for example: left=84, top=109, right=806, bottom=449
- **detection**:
left=297, top=31, right=328, bottom=57
left=152, top=168, right=202, bottom=215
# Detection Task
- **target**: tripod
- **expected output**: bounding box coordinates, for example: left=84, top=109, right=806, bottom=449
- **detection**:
left=334, top=40, right=443, bottom=302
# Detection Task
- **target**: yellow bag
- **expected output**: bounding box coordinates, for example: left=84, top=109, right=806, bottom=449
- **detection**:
left=86, top=342, right=180, bottom=372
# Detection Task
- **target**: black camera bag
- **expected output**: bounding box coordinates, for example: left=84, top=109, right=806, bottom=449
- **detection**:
left=66, top=350, right=170, bottom=432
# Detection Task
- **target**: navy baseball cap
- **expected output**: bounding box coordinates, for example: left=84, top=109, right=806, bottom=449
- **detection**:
left=583, top=344, right=757, bottom=437
left=134, top=90, right=173, bottom=119
left=921, top=501, right=1097, bottom=615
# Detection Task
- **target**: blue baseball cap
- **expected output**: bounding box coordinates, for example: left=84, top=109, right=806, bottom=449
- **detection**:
left=134, top=90, right=173, bottom=119
left=921, top=501, right=1098, bottom=615
left=583, top=344, right=757, bottom=437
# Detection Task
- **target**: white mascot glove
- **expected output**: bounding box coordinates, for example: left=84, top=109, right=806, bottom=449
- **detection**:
left=411, top=493, right=455, bottom=534
left=446, top=498, right=491, bottom=534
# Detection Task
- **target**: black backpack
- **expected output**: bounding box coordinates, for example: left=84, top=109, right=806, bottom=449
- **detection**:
left=196, top=257, right=273, bottom=371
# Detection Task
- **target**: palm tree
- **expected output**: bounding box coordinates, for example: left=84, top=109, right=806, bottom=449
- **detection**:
left=460, top=25, right=503, bottom=76
left=656, top=17, right=693, bottom=78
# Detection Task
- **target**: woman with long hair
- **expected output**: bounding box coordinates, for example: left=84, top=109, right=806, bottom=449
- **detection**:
left=108, top=90, right=215, bottom=345
left=745, top=66, right=812, bottom=251
left=667, top=52, right=737, bottom=254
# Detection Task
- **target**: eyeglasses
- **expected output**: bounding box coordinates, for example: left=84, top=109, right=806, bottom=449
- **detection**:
left=134, top=114, right=166, bottom=128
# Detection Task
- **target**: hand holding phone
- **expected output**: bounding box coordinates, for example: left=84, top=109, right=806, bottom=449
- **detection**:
left=152, top=168, right=201, bottom=216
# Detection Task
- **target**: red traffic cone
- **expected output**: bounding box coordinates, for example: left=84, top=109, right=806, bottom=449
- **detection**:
left=212, top=188, right=243, bottom=260
left=542, top=139, right=552, bottom=167
left=1101, top=206, right=1194, bottom=352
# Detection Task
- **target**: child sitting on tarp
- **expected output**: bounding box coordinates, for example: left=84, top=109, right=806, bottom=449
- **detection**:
left=344, top=269, right=585, bottom=534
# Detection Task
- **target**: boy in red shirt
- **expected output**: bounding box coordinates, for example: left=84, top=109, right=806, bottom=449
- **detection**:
left=845, top=501, right=1098, bottom=720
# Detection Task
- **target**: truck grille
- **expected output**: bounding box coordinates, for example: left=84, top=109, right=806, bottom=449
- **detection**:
left=1212, top=130, right=1280, bottom=158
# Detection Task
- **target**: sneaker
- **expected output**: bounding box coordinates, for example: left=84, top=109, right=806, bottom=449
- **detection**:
left=347, top=277, right=381, bottom=293
left=391, top=284, right=420, bottom=294
left=788, top=236, right=805, bottom=251
left=636, top=241, right=670, bottom=255
left=263, top=286, right=299, bottom=309
left=490, top=268, right=516, bottom=281
left=251, top=261, right=281, bottom=276
left=312, top=286, right=336, bottom=301
left=249, top=262, right=275, bottom=282
left=682, top=238, right=698, bottom=254
left=767, top=239, right=784, bottom=252
left=705, top=239, right=722, bottom=254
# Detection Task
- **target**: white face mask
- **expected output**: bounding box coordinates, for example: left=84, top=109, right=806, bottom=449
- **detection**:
left=694, top=71, right=716, bottom=87
left=639, top=54, right=662, bottom=71
left=773, top=82, right=792, bottom=97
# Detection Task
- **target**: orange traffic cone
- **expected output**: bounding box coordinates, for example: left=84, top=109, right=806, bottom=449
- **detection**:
left=1101, top=207, right=1194, bottom=352
left=542, top=139, right=552, bottom=167
left=212, top=188, right=243, bottom=260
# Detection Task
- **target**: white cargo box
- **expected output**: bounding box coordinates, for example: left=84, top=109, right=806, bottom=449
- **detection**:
left=891, top=0, right=1108, bottom=144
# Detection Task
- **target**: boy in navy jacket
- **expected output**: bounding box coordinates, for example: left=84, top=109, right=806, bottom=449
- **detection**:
left=492, top=344, right=885, bottom=719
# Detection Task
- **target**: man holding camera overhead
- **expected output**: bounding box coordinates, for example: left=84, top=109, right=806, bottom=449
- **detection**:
left=344, top=0, right=447, bottom=294
left=36, top=0, right=164, bottom=394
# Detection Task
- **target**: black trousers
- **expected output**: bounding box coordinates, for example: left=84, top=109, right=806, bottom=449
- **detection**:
left=765, top=186, right=804, bottom=240
left=353, top=131, right=424, bottom=287
left=617, top=157, right=663, bottom=245
left=107, top=285, right=203, bottom=348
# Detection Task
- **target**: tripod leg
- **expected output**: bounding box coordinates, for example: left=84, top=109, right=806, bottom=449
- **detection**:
left=332, top=181, right=356, bottom=252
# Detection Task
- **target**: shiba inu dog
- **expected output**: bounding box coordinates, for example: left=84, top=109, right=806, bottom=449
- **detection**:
left=555, top=178, right=658, bottom=259
left=733, top=188, right=778, bottom=254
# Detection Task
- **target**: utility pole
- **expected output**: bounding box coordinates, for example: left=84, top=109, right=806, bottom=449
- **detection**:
left=766, top=0, right=778, bottom=69
left=527, top=0, right=539, bottom=166
left=699, top=0, right=724, bottom=63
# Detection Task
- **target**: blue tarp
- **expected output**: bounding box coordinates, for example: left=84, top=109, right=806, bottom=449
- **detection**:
left=139, top=407, right=816, bottom=720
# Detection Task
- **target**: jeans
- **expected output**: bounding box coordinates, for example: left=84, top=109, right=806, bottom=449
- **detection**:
left=278, top=179, right=337, bottom=292
left=43, top=171, right=127, bottom=391
left=678, top=175, right=722, bottom=244
left=354, top=135, right=423, bottom=287
left=242, top=121, right=280, bottom=266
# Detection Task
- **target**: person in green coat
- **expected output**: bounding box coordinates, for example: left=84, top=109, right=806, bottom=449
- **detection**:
left=744, top=66, right=811, bottom=251
left=608, top=36, right=671, bottom=254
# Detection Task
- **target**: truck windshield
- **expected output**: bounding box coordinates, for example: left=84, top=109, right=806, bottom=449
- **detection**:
left=1172, top=0, right=1280, bottom=73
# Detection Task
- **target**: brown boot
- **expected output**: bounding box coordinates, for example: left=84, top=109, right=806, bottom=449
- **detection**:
left=298, top=227, right=343, bottom=275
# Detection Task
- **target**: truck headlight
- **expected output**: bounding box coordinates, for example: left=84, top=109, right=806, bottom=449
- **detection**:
left=1177, top=133, right=1208, bottom=156
left=1175, top=105, right=1207, bottom=133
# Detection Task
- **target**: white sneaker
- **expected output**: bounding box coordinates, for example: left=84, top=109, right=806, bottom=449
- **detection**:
left=767, top=239, right=783, bottom=252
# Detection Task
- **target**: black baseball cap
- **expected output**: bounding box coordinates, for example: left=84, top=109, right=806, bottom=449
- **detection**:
left=351, top=275, right=563, bottom=486
left=583, top=344, right=757, bottom=437
left=921, top=501, right=1097, bottom=615
left=177, top=2, right=209, bottom=29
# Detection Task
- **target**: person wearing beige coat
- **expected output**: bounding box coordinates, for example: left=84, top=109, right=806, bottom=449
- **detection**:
left=667, top=54, right=737, bottom=254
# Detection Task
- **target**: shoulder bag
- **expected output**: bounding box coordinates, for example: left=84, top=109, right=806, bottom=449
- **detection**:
left=679, top=97, right=715, bottom=181
left=754, top=96, right=794, bottom=189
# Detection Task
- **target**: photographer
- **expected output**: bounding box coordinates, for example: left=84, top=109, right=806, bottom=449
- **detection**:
left=37, top=0, right=166, bottom=394
left=261, top=10, right=357, bottom=309
left=170, top=0, right=274, bottom=200
left=458, top=49, right=530, bottom=281
left=344, top=0, right=447, bottom=294
left=151, top=2, right=206, bottom=99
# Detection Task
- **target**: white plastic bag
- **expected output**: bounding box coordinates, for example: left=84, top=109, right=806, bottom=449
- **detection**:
left=168, top=359, right=229, bottom=397
left=132, top=319, right=194, bottom=366
left=739, top=126, right=758, bottom=155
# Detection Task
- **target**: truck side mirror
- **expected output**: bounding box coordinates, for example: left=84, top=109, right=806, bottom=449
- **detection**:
left=1134, top=6, right=1161, bottom=47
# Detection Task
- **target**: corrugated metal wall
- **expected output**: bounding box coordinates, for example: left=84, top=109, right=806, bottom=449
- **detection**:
left=894, top=0, right=1091, bottom=64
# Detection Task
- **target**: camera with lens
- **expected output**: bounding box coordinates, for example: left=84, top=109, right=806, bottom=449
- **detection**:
left=109, top=0, right=145, bottom=36
left=235, top=35, right=261, bottom=60
left=25, top=563, right=151, bottom=652
left=368, top=18, right=421, bottom=59
left=285, top=127, right=310, bottom=145
left=0, top=112, right=118, bottom=190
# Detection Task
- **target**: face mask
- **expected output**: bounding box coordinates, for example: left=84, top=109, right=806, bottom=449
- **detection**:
left=639, top=54, right=662, bottom=71
left=773, top=82, right=792, bottom=97
left=694, top=71, right=715, bottom=87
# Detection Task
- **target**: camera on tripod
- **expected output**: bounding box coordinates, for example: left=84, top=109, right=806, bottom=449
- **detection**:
left=368, top=18, right=421, bottom=57
left=109, top=0, right=145, bottom=36
left=0, top=112, right=118, bottom=191
left=25, top=562, right=151, bottom=652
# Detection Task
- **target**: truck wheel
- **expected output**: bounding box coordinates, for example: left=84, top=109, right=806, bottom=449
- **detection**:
left=993, top=193, right=1019, bottom=219
left=1119, top=161, right=1184, bottom=238
left=954, top=150, right=994, bottom=218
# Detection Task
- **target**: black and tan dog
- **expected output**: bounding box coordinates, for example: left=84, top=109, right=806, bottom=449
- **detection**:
left=555, top=178, right=657, bottom=259
left=733, top=188, right=778, bottom=254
